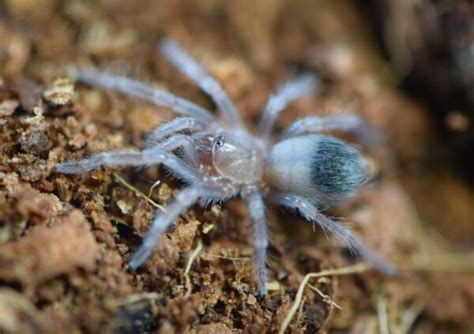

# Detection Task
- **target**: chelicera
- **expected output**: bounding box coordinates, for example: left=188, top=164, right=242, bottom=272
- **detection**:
left=56, top=38, right=396, bottom=296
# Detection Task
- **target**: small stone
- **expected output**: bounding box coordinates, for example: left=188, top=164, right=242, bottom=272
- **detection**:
left=18, top=125, right=48, bottom=155
left=266, top=281, right=281, bottom=291
left=247, top=294, right=257, bottom=305
left=202, top=223, right=215, bottom=234
left=0, top=99, right=19, bottom=117
left=117, top=199, right=133, bottom=214
left=158, top=183, right=172, bottom=202
left=43, top=78, right=74, bottom=106
left=23, top=106, right=44, bottom=125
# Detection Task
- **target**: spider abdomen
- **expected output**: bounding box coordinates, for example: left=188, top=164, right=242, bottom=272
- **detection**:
left=267, top=135, right=369, bottom=207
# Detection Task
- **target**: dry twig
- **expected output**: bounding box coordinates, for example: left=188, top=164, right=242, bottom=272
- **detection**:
left=279, top=263, right=370, bottom=334
left=184, top=239, right=203, bottom=297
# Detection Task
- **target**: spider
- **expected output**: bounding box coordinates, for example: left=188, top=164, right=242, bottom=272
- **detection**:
left=56, top=38, right=396, bottom=296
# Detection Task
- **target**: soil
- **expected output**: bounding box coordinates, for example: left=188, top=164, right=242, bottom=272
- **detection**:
left=0, top=1, right=473, bottom=333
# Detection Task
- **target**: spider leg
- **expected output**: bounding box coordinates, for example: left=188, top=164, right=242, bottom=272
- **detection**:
left=281, top=113, right=383, bottom=145
left=76, top=69, right=214, bottom=122
left=258, top=74, right=319, bottom=139
left=56, top=147, right=199, bottom=182
left=271, top=193, right=397, bottom=276
left=129, top=185, right=218, bottom=270
left=242, top=187, right=269, bottom=297
left=155, top=133, right=199, bottom=168
left=145, top=117, right=206, bottom=147
left=158, top=38, right=244, bottom=128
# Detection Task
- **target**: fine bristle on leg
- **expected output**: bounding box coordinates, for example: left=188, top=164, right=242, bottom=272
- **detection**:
left=158, top=38, right=244, bottom=128
left=145, top=117, right=205, bottom=148
left=55, top=151, right=147, bottom=174
left=258, top=74, right=319, bottom=139
left=272, top=193, right=397, bottom=276
left=282, top=113, right=384, bottom=146
left=242, top=188, right=269, bottom=297
left=76, top=69, right=214, bottom=121
left=128, top=185, right=216, bottom=269
left=56, top=148, right=199, bottom=183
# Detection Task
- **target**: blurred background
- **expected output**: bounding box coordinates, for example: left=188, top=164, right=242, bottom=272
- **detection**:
left=0, top=1, right=472, bottom=333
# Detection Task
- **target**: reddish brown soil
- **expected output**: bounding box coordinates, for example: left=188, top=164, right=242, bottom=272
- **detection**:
left=1, top=1, right=472, bottom=333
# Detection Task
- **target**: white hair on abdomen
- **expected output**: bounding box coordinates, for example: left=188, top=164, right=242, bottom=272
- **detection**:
left=267, top=135, right=315, bottom=196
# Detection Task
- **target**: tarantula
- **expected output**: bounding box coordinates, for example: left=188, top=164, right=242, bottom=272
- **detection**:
left=56, top=38, right=396, bottom=296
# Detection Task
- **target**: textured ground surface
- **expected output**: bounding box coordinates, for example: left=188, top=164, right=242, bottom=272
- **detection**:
left=0, top=1, right=473, bottom=333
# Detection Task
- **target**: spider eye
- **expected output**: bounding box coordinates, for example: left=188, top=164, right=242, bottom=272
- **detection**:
left=215, top=135, right=225, bottom=147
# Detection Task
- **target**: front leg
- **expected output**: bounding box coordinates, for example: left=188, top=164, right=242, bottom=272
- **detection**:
left=159, top=39, right=244, bottom=128
left=56, top=147, right=199, bottom=183
left=145, top=117, right=206, bottom=148
left=242, top=187, right=269, bottom=297
left=271, top=193, right=397, bottom=276
left=76, top=69, right=214, bottom=122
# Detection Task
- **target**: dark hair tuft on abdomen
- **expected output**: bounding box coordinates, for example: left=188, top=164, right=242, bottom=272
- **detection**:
left=311, top=136, right=368, bottom=206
